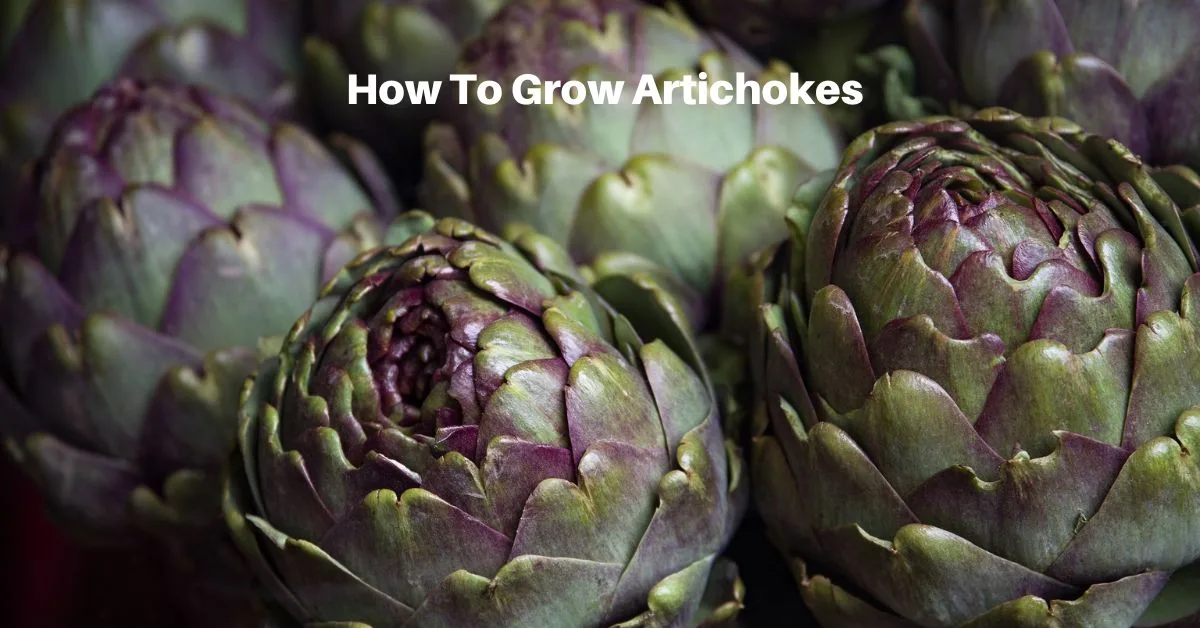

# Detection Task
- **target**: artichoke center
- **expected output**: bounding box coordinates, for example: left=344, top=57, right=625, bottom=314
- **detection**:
left=368, top=289, right=464, bottom=437
left=837, top=144, right=1125, bottom=351
left=907, top=165, right=1090, bottom=285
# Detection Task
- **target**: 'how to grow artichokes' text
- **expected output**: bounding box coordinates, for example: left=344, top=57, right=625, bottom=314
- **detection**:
left=348, top=73, right=864, bottom=106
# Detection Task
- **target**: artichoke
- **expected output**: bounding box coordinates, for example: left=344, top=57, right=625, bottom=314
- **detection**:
left=305, top=0, right=510, bottom=187
left=745, top=109, right=1200, bottom=626
left=901, top=0, right=1200, bottom=170
left=0, top=79, right=400, bottom=541
left=0, top=0, right=305, bottom=213
left=225, top=212, right=746, bottom=627
left=420, top=0, right=844, bottom=327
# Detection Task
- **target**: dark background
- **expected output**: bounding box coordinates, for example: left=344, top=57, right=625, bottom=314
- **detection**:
left=1, top=459, right=181, bottom=627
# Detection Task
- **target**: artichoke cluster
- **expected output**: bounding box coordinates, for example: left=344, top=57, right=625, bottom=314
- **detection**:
left=2, top=0, right=1199, bottom=627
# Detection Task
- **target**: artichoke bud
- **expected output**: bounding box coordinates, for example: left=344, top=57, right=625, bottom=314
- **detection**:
left=226, top=212, right=745, bottom=626
left=903, top=0, right=1200, bottom=170
left=420, top=0, right=846, bottom=328
left=0, top=79, right=399, bottom=541
left=751, top=108, right=1200, bottom=626
left=1, top=0, right=306, bottom=207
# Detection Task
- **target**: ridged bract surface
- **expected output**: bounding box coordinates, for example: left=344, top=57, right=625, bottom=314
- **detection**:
left=905, top=0, right=1200, bottom=170
left=748, top=109, right=1200, bottom=627
left=0, top=0, right=304, bottom=211
left=0, top=79, right=399, bottom=540
left=420, top=0, right=844, bottom=325
left=226, top=214, right=746, bottom=627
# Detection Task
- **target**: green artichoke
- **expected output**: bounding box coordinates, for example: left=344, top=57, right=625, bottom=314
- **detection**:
left=225, top=212, right=746, bottom=627
left=0, top=79, right=400, bottom=541
left=305, top=0, right=510, bottom=187
left=900, top=0, right=1200, bottom=170
left=0, top=0, right=305, bottom=213
left=745, top=109, right=1200, bottom=626
left=420, top=0, right=844, bottom=327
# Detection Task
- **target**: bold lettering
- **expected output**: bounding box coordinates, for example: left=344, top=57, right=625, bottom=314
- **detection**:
left=348, top=74, right=376, bottom=104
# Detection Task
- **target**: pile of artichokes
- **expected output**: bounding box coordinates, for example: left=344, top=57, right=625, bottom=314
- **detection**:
left=2, top=0, right=1199, bottom=627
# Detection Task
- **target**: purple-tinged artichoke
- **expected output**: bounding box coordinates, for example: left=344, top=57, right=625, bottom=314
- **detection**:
left=901, top=0, right=1200, bottom=170
left=225, top=212, right=747, bottom=627
left=0, top=79, right=400, bottom=542
left=304, top=0, right=510, bottom=187
left=0, top=0, right=305, bottom=215
left=420, top=0, right=844, bottom=329
left=743, top=109, right=1200, bottom=626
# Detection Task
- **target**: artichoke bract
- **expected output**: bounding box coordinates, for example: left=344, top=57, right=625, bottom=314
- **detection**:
left=747, top=110, right=1200, bottom=626
left=420, top=0, right=844, bottom=327
left=0, top=0, right=304, bottom=211
left=902, top=0, right=1200, bottom=170
left=306, top=0, right=509, bottom=186
left=226, top=213, right=746, bottom=627
left=0, top=79, right=400, bottom=541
